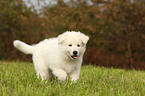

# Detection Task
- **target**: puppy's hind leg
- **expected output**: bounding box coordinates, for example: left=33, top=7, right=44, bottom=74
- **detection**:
left=33, top=56, right=49, bottom=81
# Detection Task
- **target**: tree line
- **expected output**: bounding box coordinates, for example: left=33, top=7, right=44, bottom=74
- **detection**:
left=0, top=0, right=145, bottom=69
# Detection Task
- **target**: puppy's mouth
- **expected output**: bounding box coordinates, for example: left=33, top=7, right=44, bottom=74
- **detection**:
left=67, top=52, right=79, bottom=60
left=71, top=55, right=78, bottom=59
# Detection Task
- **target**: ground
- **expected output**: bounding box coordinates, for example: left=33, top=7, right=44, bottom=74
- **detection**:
left=0, top=61, right=145, bottom=96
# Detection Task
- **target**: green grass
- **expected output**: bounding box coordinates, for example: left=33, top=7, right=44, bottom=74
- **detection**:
left=0, top=61, right=145, bottom=96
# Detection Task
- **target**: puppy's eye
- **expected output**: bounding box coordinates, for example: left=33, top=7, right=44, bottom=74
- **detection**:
left=68, top=44, right=72, bottom=47
left=77, top=44, right=80, bottom=47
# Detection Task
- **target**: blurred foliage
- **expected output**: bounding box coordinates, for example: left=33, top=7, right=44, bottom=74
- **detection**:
left=0, top=0, right=145, bottom=70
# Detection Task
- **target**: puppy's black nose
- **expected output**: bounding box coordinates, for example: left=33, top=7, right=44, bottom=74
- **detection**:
left=73, top=51, right=78, bottom=55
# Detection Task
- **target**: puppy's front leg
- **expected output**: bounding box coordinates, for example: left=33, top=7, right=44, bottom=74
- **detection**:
left=52, top=69, right=67, bottom=82
left=69, top=68, right=80, bottom=82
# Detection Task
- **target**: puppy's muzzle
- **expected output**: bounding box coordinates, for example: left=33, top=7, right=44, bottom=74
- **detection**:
left=71, top=51, right=78, bottom=59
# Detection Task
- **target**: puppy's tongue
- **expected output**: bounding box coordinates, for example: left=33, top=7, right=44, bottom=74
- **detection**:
left=73, top=56, right=78, bottom=59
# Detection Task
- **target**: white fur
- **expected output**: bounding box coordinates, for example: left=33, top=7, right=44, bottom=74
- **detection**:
left=13, top=31, right=89, bottom=82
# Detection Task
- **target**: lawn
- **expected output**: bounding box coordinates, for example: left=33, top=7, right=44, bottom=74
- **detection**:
left=0, top=61, right=145, bottom=96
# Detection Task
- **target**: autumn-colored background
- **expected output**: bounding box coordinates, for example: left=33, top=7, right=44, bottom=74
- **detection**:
left=0, top=0, right=145, bottom=70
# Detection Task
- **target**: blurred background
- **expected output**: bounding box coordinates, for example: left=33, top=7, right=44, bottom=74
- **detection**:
left=0, top=0, right=145, bottom=70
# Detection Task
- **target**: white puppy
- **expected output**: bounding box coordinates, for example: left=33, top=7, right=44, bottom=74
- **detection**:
left=13, top=31, right=89, bottom=82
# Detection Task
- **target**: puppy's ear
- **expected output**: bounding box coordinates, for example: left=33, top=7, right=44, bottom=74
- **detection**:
left=80, top=33, right=89, bottom=45
left=58, top=33, right=66, bottom=44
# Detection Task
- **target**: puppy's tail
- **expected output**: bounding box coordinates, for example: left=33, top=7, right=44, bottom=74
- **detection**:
left=13, top=40, right=34, bottom=54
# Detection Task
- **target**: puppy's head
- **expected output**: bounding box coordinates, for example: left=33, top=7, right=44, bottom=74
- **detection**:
left=58, top=31, right=89, bottom=60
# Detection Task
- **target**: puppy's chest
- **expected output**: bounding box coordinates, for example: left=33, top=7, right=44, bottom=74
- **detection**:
left=63, top=62, right=77, bottom=73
